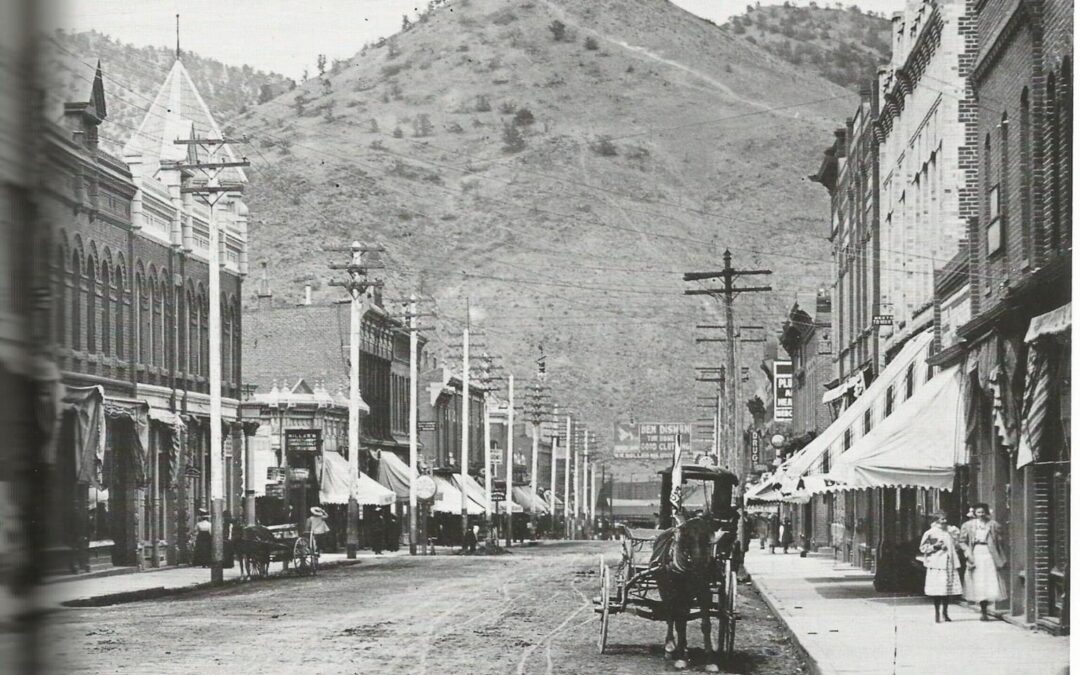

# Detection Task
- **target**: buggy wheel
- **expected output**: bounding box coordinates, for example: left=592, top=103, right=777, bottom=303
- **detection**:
left=716, top=559, right=737, bottom=658
left=597, top=564, right=610, bottom=654
left=293, top=538, right=314, bottom=576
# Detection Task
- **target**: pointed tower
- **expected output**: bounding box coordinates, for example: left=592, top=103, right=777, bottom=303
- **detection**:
left=122, top=49, right=249, bottom=276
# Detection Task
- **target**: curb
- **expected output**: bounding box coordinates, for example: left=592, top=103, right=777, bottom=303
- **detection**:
left=60, top=558, right=364, bottom=608
left=745, top=572, right=826, bottom=675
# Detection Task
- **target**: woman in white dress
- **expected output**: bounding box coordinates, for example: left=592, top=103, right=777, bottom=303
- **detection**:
left=959, top=503, right=1008, bottom=621
left=919, top=511, right=961, bottom=622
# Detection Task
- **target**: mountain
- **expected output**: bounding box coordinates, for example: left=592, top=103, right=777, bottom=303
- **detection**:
left=46, top=1, right=866, bottom=478
left=231, top=0, right=855, bottom=477
left=45, top=29, right=294, bottom=155
left=725, top=3, right=892, bottom=91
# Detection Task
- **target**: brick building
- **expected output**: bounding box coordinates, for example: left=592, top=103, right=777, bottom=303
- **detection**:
left=42, top=56, right=252, bottom=574
left=946, top=0, right=1072, bottom=633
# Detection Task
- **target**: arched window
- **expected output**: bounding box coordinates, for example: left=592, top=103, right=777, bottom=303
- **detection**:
left=1020, top=88, right=1033, bottom=263
left=177, top=288, right=187, bottom=377
left=114, top=265, right=125, bottom=360
left=54, top=242, right=66, bottom=350
left=157, top=277, right=168, bottom=370
left=86, top=255, right=97, bottom=354
left=71, top=249, right=82, bottom=351
left=1059, top=59, right=1072, bottom=248
left=232, top=297, right=242, bottom=388
left=100, top=260, right=110, bottom=356
left=189, top=289, right=199, bottom=379
left=221, top=299, right=232, bottom=389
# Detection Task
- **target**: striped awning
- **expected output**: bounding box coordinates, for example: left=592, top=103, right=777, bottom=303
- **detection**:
left=1017, top=304, right=1071, bottom=469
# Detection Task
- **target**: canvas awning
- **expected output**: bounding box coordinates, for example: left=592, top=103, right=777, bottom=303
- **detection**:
left=830, top=365, right=964, bottom=490
left=512, top=486, right=548, bottom=514
left=320, top=451, right=395, bottom=506
left=451, top=473, right=509, bottom=513
left=376, top=451, right=416, bottom=502
left=1024, top=302, right=1071, bottom=342
left=775, top=330, right=934, bottom=496
left=433, top=475, right=484, bottom=515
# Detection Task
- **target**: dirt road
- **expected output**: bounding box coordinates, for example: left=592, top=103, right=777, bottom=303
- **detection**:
left=43, top=541, right=806, bottom=674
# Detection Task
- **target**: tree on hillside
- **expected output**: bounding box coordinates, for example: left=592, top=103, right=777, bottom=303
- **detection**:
left=502, top=121, right=525, bottom=152
left=402, top=14, right=412, bottom=31
left=317, top=54, right=327, bottom=77
left=549, top=20, right=567, bottom=42
left=258, top=84, right=274, bottom=104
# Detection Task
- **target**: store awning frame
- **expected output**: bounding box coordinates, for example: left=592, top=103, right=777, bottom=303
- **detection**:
left=830, top=365, right=964, bottom=491
left=320, top=450, right=395, bottom=506
left=774, top=330, right=934, bottom=496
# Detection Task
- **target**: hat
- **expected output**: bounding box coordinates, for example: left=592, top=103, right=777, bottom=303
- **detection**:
left=310, top=506, right=328, bottom=518
left=197, top=508, right=209, bottom=517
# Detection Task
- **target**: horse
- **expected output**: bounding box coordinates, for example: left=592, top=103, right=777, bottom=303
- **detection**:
left=236, top=525, right=277, bottom=578
left=651, top=513, right=721, bottom=672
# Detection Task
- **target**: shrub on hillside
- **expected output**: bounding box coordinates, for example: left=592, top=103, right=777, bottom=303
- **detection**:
left=392, top=126, right=404, bottom=138
left=591, top=135, right=617, bottom=157
left=584, top=36, right=599, bottom=51
left=413, top=113, right=434, bottom=137
left=548, top=20, right=567, bottom=42
left=501, top=122, right=525, bottom=153
left=513, top=108, right=534, bottom=126
left=498, top=100, right=517, bottom=114
left=475, top=95, right=492, bottom=112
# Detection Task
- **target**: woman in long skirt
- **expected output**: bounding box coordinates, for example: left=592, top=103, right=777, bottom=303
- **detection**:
left=959, top=503, right=1008, bottom=620
left=919, top=511, right=961, bottom=622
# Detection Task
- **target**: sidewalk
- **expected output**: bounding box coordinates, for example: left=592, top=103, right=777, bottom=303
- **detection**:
left=40, top=549, right=410, bottom=608
left=744, top=547, right=1069, bottom=675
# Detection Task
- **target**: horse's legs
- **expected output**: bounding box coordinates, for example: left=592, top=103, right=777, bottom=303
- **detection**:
left=673, top=619, right=689, bottom=670
left=700, top=588, right=719, bottom=672
left=664, top=619, right=677, bottom=658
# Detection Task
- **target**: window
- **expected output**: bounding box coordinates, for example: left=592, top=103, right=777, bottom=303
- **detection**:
left=885, top=385, right=895, bottom=417
left=1019, top=89, right=1033, bottom=264
left=905, top=364, right=915, bottom=400
left=863, top=409, right=873, bottom=435
left=986, top=185, right=1002, bottom=256
left=843, top=428, right=852, bottom=452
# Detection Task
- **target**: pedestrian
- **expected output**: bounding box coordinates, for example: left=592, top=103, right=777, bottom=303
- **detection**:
left=464, top=524, right=478, bottom=554
left=306, top=506, right=331, bottom=551
left=370, top=510, right=384, bottom=555
left=958, top=503, right=1007, bottom=621
left=919, top=510, right=961, bottom=623
left=781, top=517, right=794, bottom=554
left=192, top=508, right=211, bottom=567
left=768, top=513, right=780, bottom=554
left=757, top=515, right=767, bottom=550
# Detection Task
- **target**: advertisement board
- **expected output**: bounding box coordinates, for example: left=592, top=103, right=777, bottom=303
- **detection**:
left=773, top=361, right=793, bottom=421
left=285, top=428, right=321, bottom=453
left=613, top=422, right=690, bottom=459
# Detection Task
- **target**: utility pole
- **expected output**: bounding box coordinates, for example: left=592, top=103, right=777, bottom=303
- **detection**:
left=327, top=242, right=384, bottom=559
left=573, top=427, right=581, bottom=539
left=563, top=415, right=571, bottom=538
left=582, top=431, right=590, bottom=538
left=461, top=304, right=470, bottom=545
left=684, top=250, right=772, bottom=482
left=396, top=294, right=434, bottom=556
left=176, top=136, right=249, bottom=584
left=506, top=373, right=514, bottom=548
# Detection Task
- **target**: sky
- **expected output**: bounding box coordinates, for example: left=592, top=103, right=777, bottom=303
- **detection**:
left=49, top=0, right=906, bottom=80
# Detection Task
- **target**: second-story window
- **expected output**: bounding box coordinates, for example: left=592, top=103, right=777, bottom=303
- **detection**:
left=986, top=185, right=1002, bottom=256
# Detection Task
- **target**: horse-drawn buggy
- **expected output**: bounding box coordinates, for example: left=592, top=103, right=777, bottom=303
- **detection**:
left=595, top=463, right=742, bottom=671
left=234, top=523, right=319, bottom=578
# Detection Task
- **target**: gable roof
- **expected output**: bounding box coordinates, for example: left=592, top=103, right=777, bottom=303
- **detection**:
left=122, top=58, right=247, bottom=183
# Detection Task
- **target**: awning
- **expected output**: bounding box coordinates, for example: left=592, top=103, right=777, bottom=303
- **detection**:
left=1017, top=303, right=1070, bottom=468
left=1024, top=302, right=1071, bottom=342
left=376, top=451, right=416, bottom=502
left=432, top=475, right=483, bottom=515
left=250, top=435, right=277, bottom=497
left=320, top=451, right=394, bottom=506
left=775, top=330, right=934, bottom=495
left=512, top=486, right=548, bottom=514
left=451, top=473, right=513, bottom=513
left=831, top=365, right=963, bottom=490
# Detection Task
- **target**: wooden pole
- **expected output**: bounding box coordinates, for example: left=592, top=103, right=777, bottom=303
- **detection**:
left=408, top=294, right=418, bottom=555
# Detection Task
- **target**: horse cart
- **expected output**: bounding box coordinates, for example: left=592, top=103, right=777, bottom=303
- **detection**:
left=595, top=464, right=742, bottom=669
left=236, top=523, right=319, bottom=578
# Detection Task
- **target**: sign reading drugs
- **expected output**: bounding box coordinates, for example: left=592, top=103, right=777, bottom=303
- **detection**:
left=773, top=361, right=793, bottom=421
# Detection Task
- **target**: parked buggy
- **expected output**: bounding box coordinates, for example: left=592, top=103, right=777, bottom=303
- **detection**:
left=595, top=464, right=741, bottom=670
left=236, top=523, right=319, bottom=578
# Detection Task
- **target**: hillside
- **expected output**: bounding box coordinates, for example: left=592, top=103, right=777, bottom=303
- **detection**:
left=231, top=0, right=852, bottom=477
left=44, top=0, right=863, bottom=479
left=725, top=4, right=891, bottom=90
left=46, top=29, right=293, bottom=155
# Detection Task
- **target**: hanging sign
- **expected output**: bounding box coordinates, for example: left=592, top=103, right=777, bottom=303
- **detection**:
left=285, top=428, right=321, bottom=453
left=773, top=362, right=793, bottom=421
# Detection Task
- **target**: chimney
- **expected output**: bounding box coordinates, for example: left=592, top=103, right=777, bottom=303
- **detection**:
left=304, top=285, right=312, bottom=306
left=256, top=261, right=273, bottom=310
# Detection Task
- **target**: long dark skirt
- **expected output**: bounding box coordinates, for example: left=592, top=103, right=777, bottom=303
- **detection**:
left=193, top=531, right=212, bottom=567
